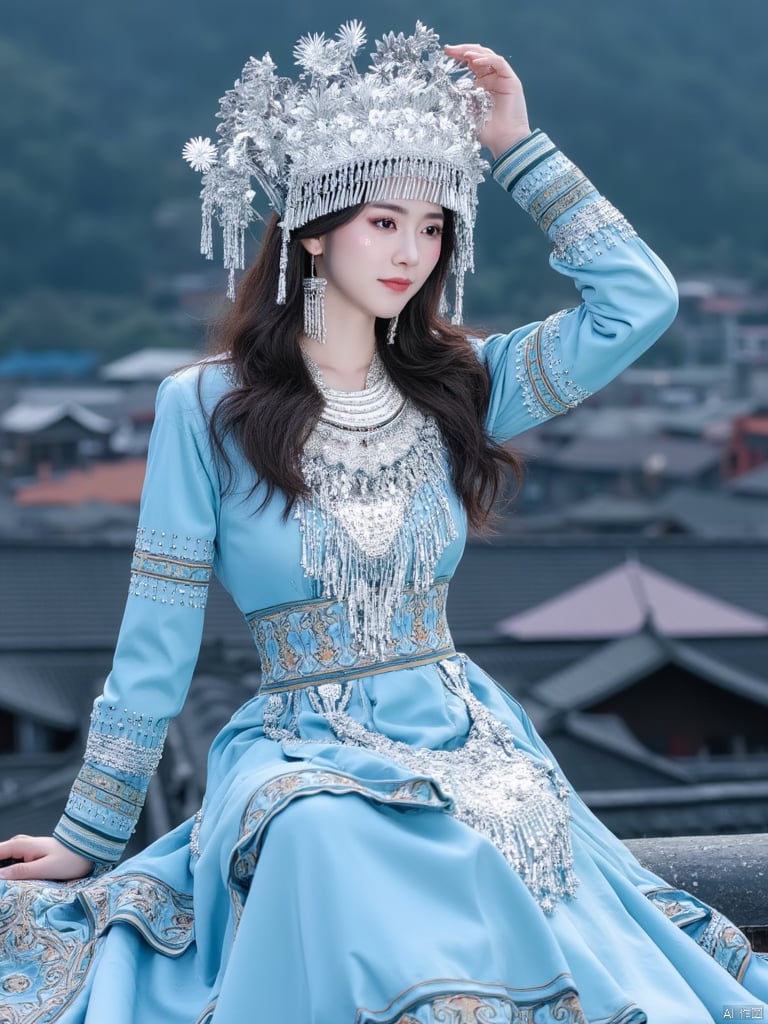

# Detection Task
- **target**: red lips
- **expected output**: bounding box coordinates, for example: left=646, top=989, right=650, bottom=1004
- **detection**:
left=379, top=278, right=412, bottom=292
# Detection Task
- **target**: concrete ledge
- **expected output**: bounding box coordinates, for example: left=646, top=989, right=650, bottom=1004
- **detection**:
left=625, top=833, right=768, bottom=952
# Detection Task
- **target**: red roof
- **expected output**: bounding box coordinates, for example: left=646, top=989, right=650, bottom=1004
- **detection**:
left=15, top=459, right=147, bottom=506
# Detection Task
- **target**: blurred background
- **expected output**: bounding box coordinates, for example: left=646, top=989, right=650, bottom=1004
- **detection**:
left=1, top=0, right=768, bottom=849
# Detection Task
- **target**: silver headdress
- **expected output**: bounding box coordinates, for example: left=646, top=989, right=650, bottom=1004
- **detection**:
left=182, top=21, right=492, bottom=322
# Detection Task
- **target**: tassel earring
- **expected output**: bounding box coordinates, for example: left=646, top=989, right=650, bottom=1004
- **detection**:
left=387, top=314, right=399, bottom=346
left=303, top=255, right=327, bottom=344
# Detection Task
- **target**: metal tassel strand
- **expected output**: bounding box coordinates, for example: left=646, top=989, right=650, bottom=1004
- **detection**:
left=303, top=255, right=327, bottom=344
left=386, top=314, right=398, bottom=346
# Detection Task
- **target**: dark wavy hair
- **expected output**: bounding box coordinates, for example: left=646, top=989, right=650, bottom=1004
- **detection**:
left=203, top=205, right=522, bottom=530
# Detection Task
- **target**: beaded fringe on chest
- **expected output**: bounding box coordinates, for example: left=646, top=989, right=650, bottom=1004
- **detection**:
left=296, top=354, right=458, bottom=656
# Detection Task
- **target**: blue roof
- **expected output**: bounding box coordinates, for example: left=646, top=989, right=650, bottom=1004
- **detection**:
left=0, top=350, right=100, bottom=380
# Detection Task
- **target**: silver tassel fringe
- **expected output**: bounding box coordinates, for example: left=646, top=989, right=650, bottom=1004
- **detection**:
left=303, top=256, right=327, bottom=344
left=386, top=315, right=398, bottom=346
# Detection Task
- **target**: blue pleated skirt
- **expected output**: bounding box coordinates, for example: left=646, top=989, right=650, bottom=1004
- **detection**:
left=2, top=657, right=767, bottom=1023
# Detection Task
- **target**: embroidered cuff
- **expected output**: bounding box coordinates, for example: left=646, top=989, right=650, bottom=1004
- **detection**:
left=54, top=766, right=149, bottom=864
left=129, top=526, right=214, bottom=609
left=493, top=131, right=637, bottom=265
left=491, top=129, right=558, bottom=194
left=54, top=698, right=169, bottom=863
left=515, top=310, right=593, bottom=422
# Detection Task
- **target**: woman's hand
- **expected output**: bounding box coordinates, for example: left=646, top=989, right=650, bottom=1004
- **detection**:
left=444, top=43, right=531, bottom=161
left=0, top=835, right=94, bottom=882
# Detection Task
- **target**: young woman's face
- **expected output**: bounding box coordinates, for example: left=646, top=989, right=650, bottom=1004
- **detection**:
left=313, top=199, right=444, bottom=322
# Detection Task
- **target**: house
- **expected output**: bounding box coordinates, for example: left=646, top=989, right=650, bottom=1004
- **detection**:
left=99, top=347, right=202, bottom=384
left=522, top=436, right=723, bottom=509
left=0, top=403, right=114, bottom=476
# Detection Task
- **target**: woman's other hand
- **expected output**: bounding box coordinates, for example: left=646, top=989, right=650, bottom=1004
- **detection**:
left=0, top=835, right=94, bottom=881
left=444, top=43, right=531, bottom=160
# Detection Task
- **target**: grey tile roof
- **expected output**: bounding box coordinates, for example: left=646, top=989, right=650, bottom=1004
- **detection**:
left=0, top=652, right=107, bottom=729
left=0, top=542, right=251, bottom=652
left=497, top=559, right=768, bottom=640
left=537, top=436, right=721, bottom=478
left=533, top=632, right=768, bottom=712
left=546, top=725, right=691, bottom=792
left=0, top=758, right=79, bottom=840
left=728, top=462, right=768, bottom=497
left=1, top=403, right=114, bottom=435
left=562, top=495, right=659, bottom=527
left=450, top=537, right=768, bottom=637
left=655, top=487, right=768, bottom=537
left=586, top=780, right=768, bottom=839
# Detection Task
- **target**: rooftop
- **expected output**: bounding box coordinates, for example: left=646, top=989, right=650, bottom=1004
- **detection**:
left=497, top=560, right=768, bottom=640
left=14, top=459, right=147, bottom=506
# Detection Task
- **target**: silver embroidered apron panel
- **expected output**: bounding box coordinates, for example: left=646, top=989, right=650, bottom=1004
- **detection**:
left=263, top=657, right=577, bottom=913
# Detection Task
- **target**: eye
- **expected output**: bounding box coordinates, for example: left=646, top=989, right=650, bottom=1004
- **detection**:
left=372, top=217, right=396, bottom=230
left=423, top=224, right=444, bottom=237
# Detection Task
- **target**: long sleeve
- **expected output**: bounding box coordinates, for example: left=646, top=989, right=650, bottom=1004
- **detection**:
left=54, top=370, right=220, bottom=864
left=476, top=130, right=679, bottom=443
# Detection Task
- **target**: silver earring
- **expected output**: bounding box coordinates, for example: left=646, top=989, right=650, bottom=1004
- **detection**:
left=303, top=255, right=327, bottom=344
left=386, top=314, right=399, bottom=346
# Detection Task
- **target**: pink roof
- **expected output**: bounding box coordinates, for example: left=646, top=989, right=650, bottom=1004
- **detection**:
left=498, top=560, right=768, bottom=640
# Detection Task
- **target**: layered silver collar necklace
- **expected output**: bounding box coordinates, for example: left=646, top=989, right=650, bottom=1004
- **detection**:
left=302, top=349, right=404, bottom=430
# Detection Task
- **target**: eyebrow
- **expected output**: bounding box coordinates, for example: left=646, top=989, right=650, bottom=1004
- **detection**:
left=367, top=202, right=445, bottom=221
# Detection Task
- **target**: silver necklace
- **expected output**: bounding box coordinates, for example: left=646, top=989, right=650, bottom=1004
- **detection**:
left=303, top=350, right=405, bottom=430
left=297, top=348, right=458, bottom=654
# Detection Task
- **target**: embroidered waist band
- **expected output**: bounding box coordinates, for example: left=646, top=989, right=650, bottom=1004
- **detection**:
left=248, top=580, right=455, bottom=693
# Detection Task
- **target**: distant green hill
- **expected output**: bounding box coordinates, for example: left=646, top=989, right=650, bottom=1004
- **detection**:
left=2, top=0, right=767, bottom=352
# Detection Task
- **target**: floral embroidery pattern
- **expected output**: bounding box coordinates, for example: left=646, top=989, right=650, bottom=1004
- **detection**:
left=249, top=581, right=454, bottom=691
left=645, top=887, right=752, bottom=983
left=358, top=982, right=596, bottom=1024
left=0, top=873, right=193, bottom=1023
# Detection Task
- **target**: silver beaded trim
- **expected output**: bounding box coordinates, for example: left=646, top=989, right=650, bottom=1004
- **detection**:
left=515, top=309, right=593, bottom=422
left=84, top=697, right=168, bottom=777
left=84, top=731, right=165, bottom=779
left=135, top=527, right=215, bottom=561
left=190, top=808, right=203, bottom=859
left=491, top=131, right=557, bottom=195
left=551, top=195, right=637, bottom=266
left=540, top=309, right=593, bottom=407
left=130, top=527, right=215, bottom=609
left=510, top=150, right=573, bottom=209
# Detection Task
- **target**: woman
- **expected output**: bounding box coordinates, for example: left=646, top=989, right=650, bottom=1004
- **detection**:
left=0, top=22, right=765, bottom=1024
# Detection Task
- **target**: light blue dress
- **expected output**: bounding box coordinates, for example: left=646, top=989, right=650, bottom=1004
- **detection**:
left=2, top=131, right=767, bottom=1024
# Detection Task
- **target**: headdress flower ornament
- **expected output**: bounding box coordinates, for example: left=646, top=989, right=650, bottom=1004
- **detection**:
left=183, top=21, right=493, bottom=322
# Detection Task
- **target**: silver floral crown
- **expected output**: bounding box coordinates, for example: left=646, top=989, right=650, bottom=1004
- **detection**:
left=182, top=21, right=492, bottom=322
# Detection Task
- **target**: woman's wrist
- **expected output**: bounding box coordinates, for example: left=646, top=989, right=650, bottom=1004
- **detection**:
left=487, top=127, right=533, bottom=162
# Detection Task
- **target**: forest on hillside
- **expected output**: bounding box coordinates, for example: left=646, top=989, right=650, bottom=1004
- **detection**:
left=2, top=0, right=767, bottom=356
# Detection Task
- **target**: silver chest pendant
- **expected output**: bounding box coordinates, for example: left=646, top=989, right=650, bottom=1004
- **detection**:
left=296, top=353, right=457, bottom=655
